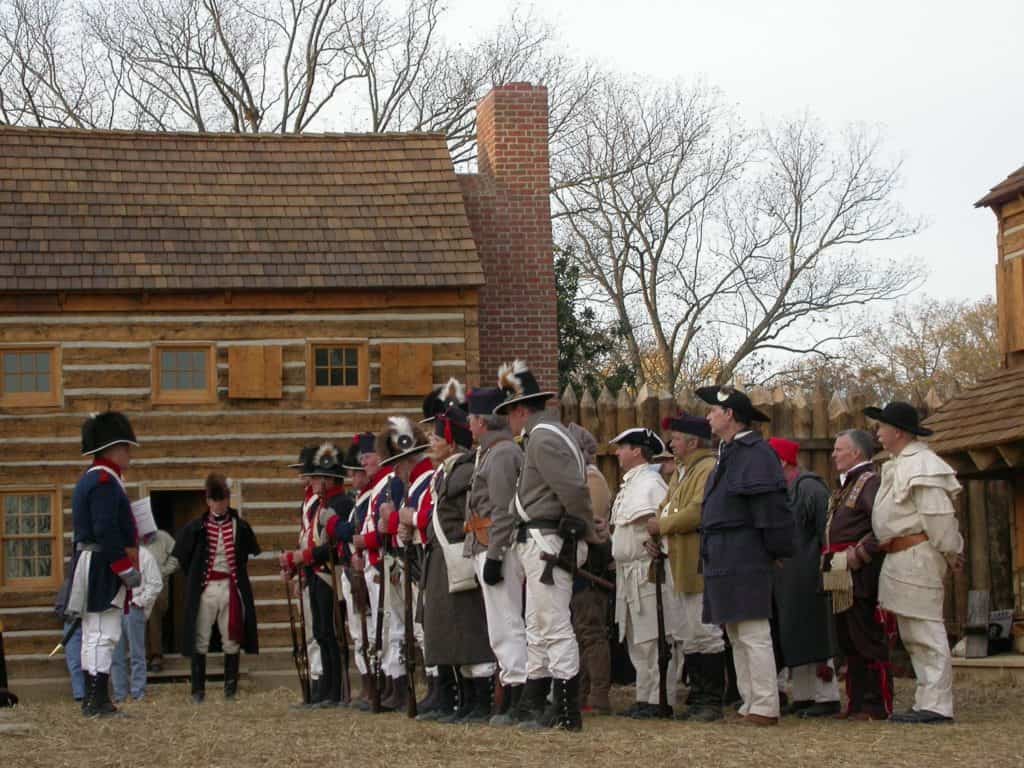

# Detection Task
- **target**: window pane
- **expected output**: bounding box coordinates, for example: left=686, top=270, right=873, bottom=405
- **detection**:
left=37, top=541, right=52, bottom=577
left=35, top=373, right=49, bottom=392
left=191, top=350, right=204, bottom=374
left=329, top=369, right=341, bottom=386
left=344, top=368, right=358, bottom=386
left=3, top=352, right=19, bottom=374
left=37, top=511, right=51, bottom=534
left=330, top=349, right=342, bottom=367
left=161, top=370, right=175, bottom=390
left=4, top=372, right=19, bottom=393
left=315, top=368, right=328, bottom=387
left=35, top=352, right=50, bottom=373
left=4, top=542, right=19, bottom=578
left=177, top=370, right=191, bottom=389
left=161, top=350, right=176, bottom=372
left=20, top=353, right=35, bottom=373
left=315, top=348, right=328, bottom=367
left=344, top=348, right=357, bottom=367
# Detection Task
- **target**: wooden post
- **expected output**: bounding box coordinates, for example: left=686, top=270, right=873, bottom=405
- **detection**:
left=771, top=386, right=791, bottom=438
left=636, top=384, right=660, bottom=432
left=750, top=387, right=772, bottom=439
left=968, top=479, right=992, bottom=593
left=965, top=590, right=991, bottom=658
left=616, top=387, right=636, bottom=437
left=560, top=385, right=579, bottom=427
left=657, top=389, right=675, bottom=431
left=597, top=386, right=617, bottom=492
left=953, top=489, right=970, bottom=638
left=812, top=386, right=831, bottom=482
left=580, top=388, right=599, bottom=441
left=986, top=479, right=1015, bottom=610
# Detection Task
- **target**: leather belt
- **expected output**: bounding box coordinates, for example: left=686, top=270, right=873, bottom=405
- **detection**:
left=880, top=533, right=928, bottom=554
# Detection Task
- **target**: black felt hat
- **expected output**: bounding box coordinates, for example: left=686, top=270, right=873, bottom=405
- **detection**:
left=609, top=427, right=666, bottom=455
left=694, top=385, right=769, bottom=424
left=661, top=412, right=712, bottom=440
left=378, top=416, right=431, bottom=467
left=308, top=442, right=346, bottom=479
left=81, top=411, right=139, bottom=456
left=435, top=406, right=474, bottom=449
left=342, top=441, right=364, bottom=472
left=863, top=401, right=933, bottom=437
left=467, top=386, right=507, bottom=416
left=420, top=378, right=466, bottom=424
left=289, top=444, right=317, bottom=471
left=493, top=360, right=555, bottom=414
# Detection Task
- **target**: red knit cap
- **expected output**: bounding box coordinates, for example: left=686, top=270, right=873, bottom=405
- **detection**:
left=768, top=437, right=800, bottom=466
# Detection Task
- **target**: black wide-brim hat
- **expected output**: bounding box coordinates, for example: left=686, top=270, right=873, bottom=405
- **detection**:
left=609, top=427, right=666, bottom=455
left=493, top=360, right=555, bottom=415
left=467, top=386, right=507, bottom=416
left=81, top=411, right=139, bottom=456
left=661, top=413, right=712, bottom=440
left=307, top=442, right=346, bottom=479
left=289, top=444, right=317, bottom=471
left=436, top=406, right=474, bottom=449
left=379, top=416, right=431, bottom=467
left=342, top=441, right=364, bottom=472
left=863, top=402, right=933, bottom=437
left=694, top=385, right=769, bottom=423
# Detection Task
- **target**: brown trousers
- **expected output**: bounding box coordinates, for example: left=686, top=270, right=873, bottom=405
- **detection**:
left=571, top=587, right=611, bottom=709
left=146, top=588, right=169, bottom=661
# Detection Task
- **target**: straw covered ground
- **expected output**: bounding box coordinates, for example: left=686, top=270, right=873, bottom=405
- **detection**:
left=4, top=680, right=1024, bottom=768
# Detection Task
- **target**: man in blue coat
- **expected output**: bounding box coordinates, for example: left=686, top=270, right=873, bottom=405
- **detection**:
left=696, top=386, right=794, bottom=726
left=68, top=411, right=141, bottom=718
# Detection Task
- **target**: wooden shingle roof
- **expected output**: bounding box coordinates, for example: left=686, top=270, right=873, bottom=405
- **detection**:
left=0, top=127, right=484, bottom=291
left=976, top=164, right=1024, bottom=209
left=923, top=366, right=1024, bottom=464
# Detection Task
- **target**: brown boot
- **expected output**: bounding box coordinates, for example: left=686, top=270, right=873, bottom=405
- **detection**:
left=352, top=674, right=372, bottom=712
left=379, top=676, right=396, bottom=711
left=382, top=675, right=408, bottom=712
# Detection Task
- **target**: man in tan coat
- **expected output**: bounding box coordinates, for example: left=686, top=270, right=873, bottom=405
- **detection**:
left=647, top=413, right=724, bottom=721
left=866, top=402, right=963, bottom=724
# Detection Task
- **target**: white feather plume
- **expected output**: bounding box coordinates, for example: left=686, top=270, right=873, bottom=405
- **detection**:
left=314, top=441, right=338, bottom=467
left=388, top=416, right=417, bottom=451
left=439, top=377, right=465, bottom=406
left=498, top=359, right=528, bottom=396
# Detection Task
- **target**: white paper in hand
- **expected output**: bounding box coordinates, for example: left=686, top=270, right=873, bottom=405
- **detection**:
left=131, top=496, right=157, bottom=537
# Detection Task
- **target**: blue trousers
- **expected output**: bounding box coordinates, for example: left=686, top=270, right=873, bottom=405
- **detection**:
left=63, top=621, right=85, bottom=700
left=110, top=606, right=148, bottom=701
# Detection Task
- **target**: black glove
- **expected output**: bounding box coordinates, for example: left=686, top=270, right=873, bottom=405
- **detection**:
left=120, top=568, right=142, bottom=588
left=482, top=558, right=504, bottom=586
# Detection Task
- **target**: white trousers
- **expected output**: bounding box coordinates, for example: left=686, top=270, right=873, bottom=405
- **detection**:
left=474, top=550, right=528, bottom=685
left=341, top=570, right=368, bottom=675
left=726, top=619, right=779, bottom=718
left=363, top=567, right=390, bottom=674
left=517, top=534, right=580, bottom=681
left=898, top=615, right=954, bottom=717
left=196, top=579, right=240, bottom=654
left=626, top=611, right=678, bottom=705
left=678, top=591, right=725, bottom=655
left=384, top=557, right=406, bottom=678
left=82, top=608, right=123, bottom=675
left=301, top=583, right=323, bottom=679
left=789, top=661, right=839, bottom=703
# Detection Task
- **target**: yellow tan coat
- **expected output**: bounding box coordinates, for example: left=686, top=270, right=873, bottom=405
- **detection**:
left=654, top=448, right=716, bottom=595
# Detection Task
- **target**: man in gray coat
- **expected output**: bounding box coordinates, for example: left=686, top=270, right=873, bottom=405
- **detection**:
left=768, top=437, right=840, bottom=718
left=465, top=386, right=527, bottom=725
left=494, top=360, right=594, bottom=732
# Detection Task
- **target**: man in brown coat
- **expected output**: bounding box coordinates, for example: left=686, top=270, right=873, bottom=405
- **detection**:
left=646, top=413, right=725, bottom=721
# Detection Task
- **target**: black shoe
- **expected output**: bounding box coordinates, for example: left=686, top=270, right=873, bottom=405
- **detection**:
left=458, top=677, right=495, bottom=724
left=490, top=684, right=524, bottom=726
left=889, top=709, right=953, bottom=724
left=438, top=671, right=475, bottom=724
left=617, top=701, right=650, bottom=718
left=417, top=667, right=457, bottom=722
left=223, top=653, right=240, bottom=700
left=632, top=703, right=673, bottom=719
left=89, top=673, right=125, bottom=718
left=417, top=675, right=440, bottom=714
left=516, top=677, right=553, bottom=730
left=676, top=704, right=723, bottom=722
left=786, top=699, right=814, bottom=716
left=798, top=701, right=842, bottom=718
left=190, top=653, right=206, bottom=704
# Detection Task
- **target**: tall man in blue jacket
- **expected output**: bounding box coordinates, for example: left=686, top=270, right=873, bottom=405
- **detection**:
left=68, top=411, right=141, bottom=718
left=695, top=386, right=794, bottom=727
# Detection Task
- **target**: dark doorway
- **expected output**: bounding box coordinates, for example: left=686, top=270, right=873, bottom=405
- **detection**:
left=152, top=488, right=206, bottom=655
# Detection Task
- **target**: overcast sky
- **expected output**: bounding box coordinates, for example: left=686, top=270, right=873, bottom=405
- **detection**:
left=447, top=0, right=1023, bottom=302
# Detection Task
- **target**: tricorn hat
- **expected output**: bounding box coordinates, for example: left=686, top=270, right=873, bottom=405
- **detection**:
left=609, top=427, right=666, bottom=455
left=863, top=402, right=932, bottom=437
left=308, top=442, right=346, bottom=479
left=661, top=412, right=712, bottom=440
left=420, top=378, right=466, bottom=424
left=493, top=360, right=555, bottom=414
left=466, top=386, right=507, bottom=416
left=435, top=406, right=474, bottom=449
left=81, top=411, right=139, bottom=456
left=694, top=385, right=769, bottom=424
left=378, top=416, right=431, bottom=467
left=289, top=444, right=317, bottom=471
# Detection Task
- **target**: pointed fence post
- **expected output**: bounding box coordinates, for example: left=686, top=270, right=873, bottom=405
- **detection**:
left=560, top=385, right=579, bottom=427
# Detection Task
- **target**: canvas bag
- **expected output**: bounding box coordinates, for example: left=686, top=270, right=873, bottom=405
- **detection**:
left=432, top=456, right=478, bottom=593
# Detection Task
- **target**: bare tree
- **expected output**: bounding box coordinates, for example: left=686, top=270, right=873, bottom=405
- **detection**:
left=554, top=82, right=923, bottom=393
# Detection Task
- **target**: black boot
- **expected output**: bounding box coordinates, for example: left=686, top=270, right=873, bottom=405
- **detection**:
left=682, top=652, right=724, bottom=722
left=517, top=677, right=553, bottom=730
left=490, top=684, right=523, bottom=726
left=90, top=672, right=124, bottom=718
left=554, top=675, right=583, bottom=732
left=417, top=674, right=439, bottom=714
left=81, top=673, right=95, bottom=716
left=417, top=666, right=456, bottom=722
left=191, top=653, right=206, bottom=703
left=438, top=670, right=474, bottom=724
left=458, top=676, right=495, bottom=724
left=223, top=653, right=240, bottom=700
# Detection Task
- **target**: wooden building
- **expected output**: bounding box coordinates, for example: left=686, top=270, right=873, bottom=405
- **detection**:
left=923, top=164, right=1024, bottom=657
left=0, top=83, right=559, bottom=694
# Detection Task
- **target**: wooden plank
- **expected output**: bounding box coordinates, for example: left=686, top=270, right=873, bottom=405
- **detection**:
left=1016, top=481, right=1024, bottom=572
left=968, top=448, right=1002, bottom=471
left=968, top=480, right=992, bottom=592
left=986, top=479, right=1015, bottom=611
left=965, top=590, right=990, bottom=659
left=378, top=343, right=432, bottom=397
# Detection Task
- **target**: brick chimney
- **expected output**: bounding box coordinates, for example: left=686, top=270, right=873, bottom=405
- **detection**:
left=459, top=83, right=558, bottom=391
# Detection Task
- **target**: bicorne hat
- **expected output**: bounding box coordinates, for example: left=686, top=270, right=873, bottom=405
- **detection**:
left=420, top=378, right=466, bottom=424
left=435, top=406, right=474, bottom=449
left=863, top=402, right=932, bottom=437
left=307, top=442, right=346, bottom=479
left=466, top=386, right=507, bottom=416
left=694, top=385, right=770, bottom=424
left=378, top=416, right=431, bottom=467
left=81, top=411, right=139, bottom=456
left=493, top=360, right=555, bottom=414
left=661, top=412, right=712, bottom=440
left=609, top=427, right=666, bottom=456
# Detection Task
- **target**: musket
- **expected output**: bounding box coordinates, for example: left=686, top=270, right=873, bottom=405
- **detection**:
left=651, top=547, right=672, bottom=717
left=402, top=542, right=418, bottom=718
left=285, top=572, right=311, bottom=704
left=329, top=548, right=351, bottom=705
left=369, top=480, right=392, bottom=713
left=48, top=616, right=81, bottom=658
left=539, top=552, right=614, bottom=591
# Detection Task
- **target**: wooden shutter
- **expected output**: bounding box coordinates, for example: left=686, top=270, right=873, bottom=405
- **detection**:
left=379, top=343, right=433, bottom=396
left=228, top=346, right=283, bottom=399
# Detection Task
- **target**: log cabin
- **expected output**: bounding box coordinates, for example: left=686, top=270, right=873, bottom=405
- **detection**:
left=923, top=164, right=1024, bottom=670
left=0, top=83, right=559, bottom=695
